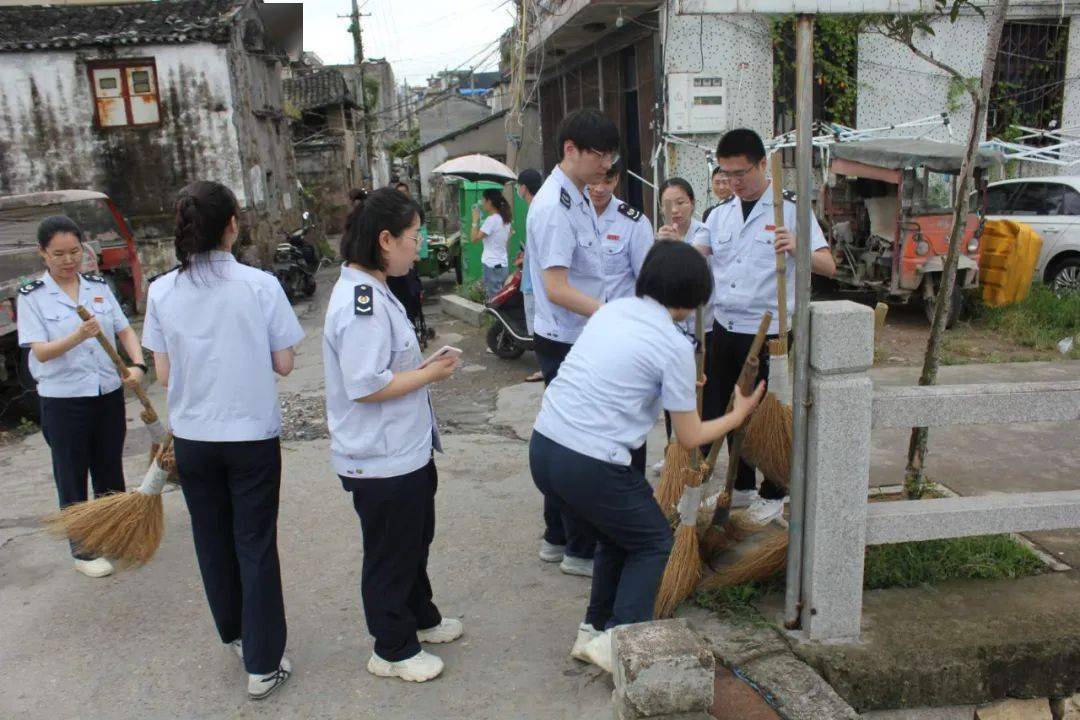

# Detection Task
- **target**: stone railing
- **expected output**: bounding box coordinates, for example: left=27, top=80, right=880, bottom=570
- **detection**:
left=797, top=301, right=1080, bottom=641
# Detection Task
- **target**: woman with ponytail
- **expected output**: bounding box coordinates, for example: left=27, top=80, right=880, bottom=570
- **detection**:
left=471, top=187, right=514, bottom=299
left=141, top=181, right=304, bottom=701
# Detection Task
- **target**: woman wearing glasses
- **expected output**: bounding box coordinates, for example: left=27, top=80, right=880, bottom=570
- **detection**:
left=323, top=187, right=462, bottom=683
left=16, top=216, right=147, bottom=579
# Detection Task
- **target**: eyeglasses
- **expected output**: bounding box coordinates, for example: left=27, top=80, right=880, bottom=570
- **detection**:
left=586, top=149, right=620, bottom=166
left=716, top=167, right=756, bottom=181
left=402, top=233, right=421, bottom=245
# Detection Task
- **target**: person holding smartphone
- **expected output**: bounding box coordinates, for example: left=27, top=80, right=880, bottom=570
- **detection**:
left=323, top=187, right=462, bottom=683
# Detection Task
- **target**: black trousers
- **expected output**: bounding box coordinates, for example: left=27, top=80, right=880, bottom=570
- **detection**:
left=40, top=389, right=127, bottom=560
left=174, top=436, right=287, bottom=675
left=701, top=323, right=786, bottom=500
left=345, top=460, right=441, bottom=662
left=533, top=333, right=599, bottom=560
left=530, top=431, right=672, bottom=630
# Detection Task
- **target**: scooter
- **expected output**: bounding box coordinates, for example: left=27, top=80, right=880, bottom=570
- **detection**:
left=483, top=270, right=533, bottom=359
left=274, top=211, right=318, bottom=302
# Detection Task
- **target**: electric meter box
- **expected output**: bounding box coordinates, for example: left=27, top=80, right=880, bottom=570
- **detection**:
left=668, top=73, right=725, bottom=134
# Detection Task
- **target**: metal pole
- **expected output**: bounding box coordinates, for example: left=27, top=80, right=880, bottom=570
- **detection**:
left=784, top=13, right=814, bottom=631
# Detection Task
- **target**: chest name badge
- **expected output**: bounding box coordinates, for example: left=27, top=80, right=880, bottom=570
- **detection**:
left=354, top=284, right=373, bottom=316
left=606, top=234, right=621, bottom=241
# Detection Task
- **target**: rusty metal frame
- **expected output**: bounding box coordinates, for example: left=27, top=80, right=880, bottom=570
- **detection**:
left=86, top=57, right=162, bottom=130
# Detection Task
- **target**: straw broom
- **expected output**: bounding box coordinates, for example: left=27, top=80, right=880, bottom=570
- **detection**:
left=654, top=306, right=708, bottom=516
left=44, top=433, right=173, bottom=566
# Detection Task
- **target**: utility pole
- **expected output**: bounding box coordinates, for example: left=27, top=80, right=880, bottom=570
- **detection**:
left=505, top=0, right=528, bottom=172
left=348, top=0, right=377, bottom=188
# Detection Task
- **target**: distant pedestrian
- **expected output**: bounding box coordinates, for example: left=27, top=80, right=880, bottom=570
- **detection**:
left=702, top=165, right=733, bottom=223
left=516, top=168, right=544, bottom=383
left=471, top=188, right=513, bottom=300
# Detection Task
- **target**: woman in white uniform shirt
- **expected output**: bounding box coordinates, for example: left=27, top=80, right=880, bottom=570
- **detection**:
left=529, top=241, right=763, bottom=672
left=16, top=216, right=146, bottom=579
left=471, top=188, right=513, bottom=300
left=142, top=181, right=304, bottom=701
left=656, top=177, right=713, bottom=444
left=323, top=188, right=461, bottom=684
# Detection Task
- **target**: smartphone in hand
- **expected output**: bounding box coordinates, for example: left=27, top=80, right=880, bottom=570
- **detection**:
left=419, top=345, right=462, bottom=369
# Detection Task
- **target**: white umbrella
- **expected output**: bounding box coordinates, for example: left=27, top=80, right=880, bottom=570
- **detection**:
left=431, top=154, right=515, bottom=183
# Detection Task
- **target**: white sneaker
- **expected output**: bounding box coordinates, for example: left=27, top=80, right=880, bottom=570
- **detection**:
left=417, top=618, right=463, bottom=644
left=367, top=650, right=444, bottom=683
left=247, top=655, right=291, bottom=700
left=730, top=489, right=759, bottom=509
left=570, top=623, right=603, bottom=662
left=539, top=540, right=565, bottom=563
left=560, top=555, right=593, bottom=577
left=746, top=496, right=785, bottom=525
left=651, top=459, right=665, bottom=474
left=73, top=557, right=113, bottom=578
left=581, top=630, right=614, bottom=673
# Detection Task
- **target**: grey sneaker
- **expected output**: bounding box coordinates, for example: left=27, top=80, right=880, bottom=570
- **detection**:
left=247, top=655, right=291, bottom=700
left=560, top=555, right=593, bottom=577
left=539, top=540, right=565, bottom=563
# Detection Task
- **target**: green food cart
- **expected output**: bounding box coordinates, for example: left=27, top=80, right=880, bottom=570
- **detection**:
left=457, top=180, right=528, bottom=290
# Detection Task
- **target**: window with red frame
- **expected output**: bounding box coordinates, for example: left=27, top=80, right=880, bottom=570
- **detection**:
left=88, top=60, right=161, bottom=128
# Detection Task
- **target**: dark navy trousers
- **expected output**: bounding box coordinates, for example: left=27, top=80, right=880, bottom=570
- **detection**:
left=344, top=460, right=442, bottom=663
left=174, top=436, right=287, bottom=675
left=39, top=388, right=127, bottom=560
left=530, top=431, right=673, bottom=630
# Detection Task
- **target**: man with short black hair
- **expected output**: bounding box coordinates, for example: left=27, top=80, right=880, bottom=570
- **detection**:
left=528, top=108, right=621, bottom=578
left=696, top=128, right=836, bottom=524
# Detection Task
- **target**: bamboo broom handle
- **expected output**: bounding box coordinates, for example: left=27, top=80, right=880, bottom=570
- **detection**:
left=76, top=305, right=157, bottom=422
left=770, top=153, right=789, bottom=353
left=695, top=307, right=706, bottom=417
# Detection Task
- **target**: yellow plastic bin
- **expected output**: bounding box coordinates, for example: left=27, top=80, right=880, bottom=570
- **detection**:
left=979, top=219, right=1043, bottom=307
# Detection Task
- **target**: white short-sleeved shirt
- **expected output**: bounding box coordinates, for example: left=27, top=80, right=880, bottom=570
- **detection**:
left=697, top=183, right=828, bottom=335
left=526, top=165, right=604, bottom=344
left=323, top=264, right=442, bottom=480
left=479, top=213, right=511, bottom=268
left=16, top=272, right=130, bottom=398
left=598, top=197, right=654, bottom=302
left=534, top=296, right=697, bottom=466
left=141, top=251, right=304, bottom=442
left=675, top=219, right=713, bottom=336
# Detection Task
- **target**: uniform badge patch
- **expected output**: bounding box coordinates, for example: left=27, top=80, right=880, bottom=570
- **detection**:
left=18, top=279, right=44, bottom=295
left=354, top=284, right=373, bottom=316
left=559, top=188, right=572, bottom=209
left=81, top=273, right=107, bottom=284
left=782, top=189, right=797, bottom=202
left=606, top=234, right=620, bottom=241
left=617, top=203, right=643, bottom=221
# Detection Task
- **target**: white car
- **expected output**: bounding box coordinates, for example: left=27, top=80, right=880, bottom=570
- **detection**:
left=980, top=176, right=1080, bottom=293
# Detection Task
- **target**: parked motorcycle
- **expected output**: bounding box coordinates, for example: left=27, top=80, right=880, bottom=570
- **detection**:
left=274, top=211, right=318, bottom=302
left=483, top=270, right=532, bottom=359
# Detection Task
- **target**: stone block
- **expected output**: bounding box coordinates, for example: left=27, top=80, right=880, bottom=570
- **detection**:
left=802, top=373, right=873, bottom=641
left=1063, top=695, right=1080, bottom=720
left=809, top=301, right=875, bottom=375
left=861, top=707, right=976, bottom=719
left=612, top=620, right=715, bottom=718
left=439, top=293, right=484, bottom=326
left=871, top=382, right=1080, bottom=429
left=741, top=652, right=860, bottom=720
left=677, top=605, right=788, bottom=667
left=975, top=698, right=1052, bottom=720
left=865, top=490, right=1080, bottom=545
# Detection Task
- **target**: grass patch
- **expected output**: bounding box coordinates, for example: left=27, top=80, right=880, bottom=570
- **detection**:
left=456, top=281, right=486, bottom=304
left=863, top=534, right=1045, bottom=589
left=974, top=284, right=1080, bottom=356
left=695, top=534, right=1044, bottom=616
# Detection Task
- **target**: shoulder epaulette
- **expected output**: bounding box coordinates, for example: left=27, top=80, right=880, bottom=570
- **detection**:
left=81, top=273, right=107, bottom=284
left=720, top=194, right=736, bottom=206
left=617, top=203, right=643, bottom=222
left=147, top=265, right=180, bottom=285
left=18, top=279, right=44, bottom=295
left=559, top=188, right=572, bottom=209
left=354, top=284, right=374, bottom=316
left=782, top=189, right=797, bottom=203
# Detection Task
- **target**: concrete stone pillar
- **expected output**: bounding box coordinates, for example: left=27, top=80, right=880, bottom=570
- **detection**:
left=800, top=301, right=875, bottom=641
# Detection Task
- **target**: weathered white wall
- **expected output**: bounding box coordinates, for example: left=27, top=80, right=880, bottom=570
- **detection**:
left=418, top=119, right=507, bottom=198
left=663, top=6, right=774, bottom=215
left=858, top=6, right=1080, bottom=176
left=0, top=43, right=246, bottom=212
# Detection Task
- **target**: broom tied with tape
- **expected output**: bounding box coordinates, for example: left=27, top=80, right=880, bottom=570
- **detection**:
left=43, top=307, right=174, bottom=566
left=654, top=306, right=708, bottom=516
